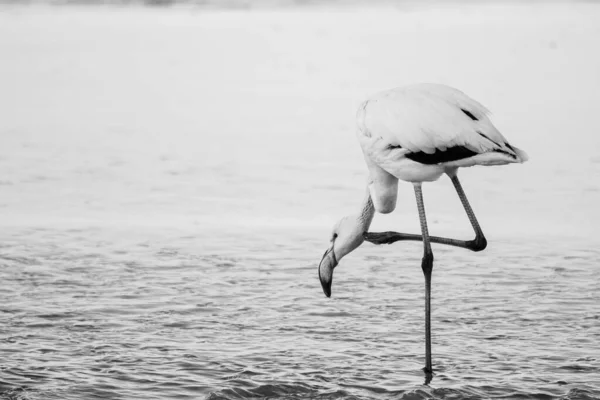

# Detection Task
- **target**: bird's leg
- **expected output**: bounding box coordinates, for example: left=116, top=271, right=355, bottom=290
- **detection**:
left=364, top=174, right=487, bottom=252
left=449, top=174, right=487, bottom=251
left=414, top=183, right=434, bottom=376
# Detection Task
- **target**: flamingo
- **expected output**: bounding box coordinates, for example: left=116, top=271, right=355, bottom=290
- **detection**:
left=317, top=83, right=528, bottom=375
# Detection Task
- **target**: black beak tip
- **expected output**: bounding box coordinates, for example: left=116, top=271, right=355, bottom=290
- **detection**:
left=318, top=247, right=336, bottom=298
left=319, top=273, right=332, bottom=298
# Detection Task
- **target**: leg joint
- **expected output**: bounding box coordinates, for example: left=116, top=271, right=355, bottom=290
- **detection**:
left=469, top=235, right=487, bottom=252
left=421, top=251, right=434, bottom=274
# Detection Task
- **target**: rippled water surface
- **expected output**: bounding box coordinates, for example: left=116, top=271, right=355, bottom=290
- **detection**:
left=1, top=3, right=600, bottom=400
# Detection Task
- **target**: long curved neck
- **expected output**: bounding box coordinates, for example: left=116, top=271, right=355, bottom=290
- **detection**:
left=333, top=188, right=376, bottom=262
left=358, top=189, right=375, bottom=234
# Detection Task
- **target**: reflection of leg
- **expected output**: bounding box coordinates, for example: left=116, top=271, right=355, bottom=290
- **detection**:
left=414, top=183, right=433, bottom=374
left=364, top=175, right=486, bottom=252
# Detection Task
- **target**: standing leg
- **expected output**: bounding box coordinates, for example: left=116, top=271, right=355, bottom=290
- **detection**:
left=414, top=183, right=434, bottom=375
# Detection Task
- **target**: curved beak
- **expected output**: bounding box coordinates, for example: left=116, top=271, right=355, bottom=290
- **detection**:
left=318, top=243, right=338, bottom=298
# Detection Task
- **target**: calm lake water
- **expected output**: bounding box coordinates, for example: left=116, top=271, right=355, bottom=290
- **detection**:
left=1, top=4, right=600, bottom=400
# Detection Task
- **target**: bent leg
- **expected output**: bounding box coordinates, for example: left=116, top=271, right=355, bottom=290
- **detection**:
left=364, top=173, right=486, bottom=252
left=447, top=172, right=487, bottom=251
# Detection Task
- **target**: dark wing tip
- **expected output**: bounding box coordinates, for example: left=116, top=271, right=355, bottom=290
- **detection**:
left=461, top=108, right=479, bottom=121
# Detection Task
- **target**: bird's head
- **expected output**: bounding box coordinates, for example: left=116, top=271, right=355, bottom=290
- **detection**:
left=318, top=215, right=366, bottom=298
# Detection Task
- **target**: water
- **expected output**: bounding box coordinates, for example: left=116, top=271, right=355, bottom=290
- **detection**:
left=1, top=3, right=600, bottom=399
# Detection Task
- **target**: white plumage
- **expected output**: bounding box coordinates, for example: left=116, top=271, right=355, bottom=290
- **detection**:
left=317, top=83, right=529, bottom=375
left=357, top=83, right=528, bottom=183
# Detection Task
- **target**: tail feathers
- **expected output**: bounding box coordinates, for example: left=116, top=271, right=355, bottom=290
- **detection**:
left=502, top=141, right=528, bottom=163
left=511, top=145, right=529, bottom=163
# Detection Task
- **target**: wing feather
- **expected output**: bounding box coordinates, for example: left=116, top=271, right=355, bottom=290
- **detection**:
left=358, top=84, right=514, bottom=157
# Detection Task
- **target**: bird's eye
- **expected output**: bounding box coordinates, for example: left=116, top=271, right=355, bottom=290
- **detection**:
left=331, top=233, right=338, bottom=242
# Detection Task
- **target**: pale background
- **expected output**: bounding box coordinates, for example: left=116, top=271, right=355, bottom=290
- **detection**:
left=1, top=2, right=599, bottom=399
